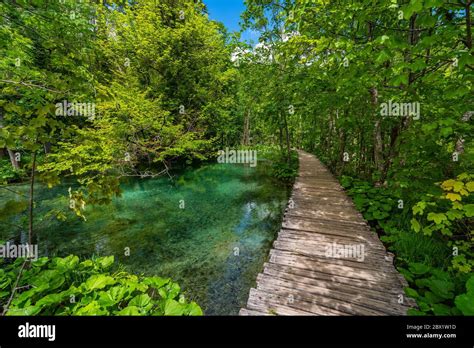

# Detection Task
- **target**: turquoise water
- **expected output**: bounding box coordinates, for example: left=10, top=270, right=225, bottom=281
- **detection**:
left=0, top=161, right=289, bottom=315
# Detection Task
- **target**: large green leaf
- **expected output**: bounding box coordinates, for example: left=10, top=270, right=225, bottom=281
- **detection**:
left=164, top=299, right=186, bottom=315
left=129, top=294, right=151, bottom=308
left=186, top=302, right=203, bottom=316
left=143, top=276, right=169, bottom=289
left=95, top=256, right=115, bottom=270
left=427, top=213, right=447, bottom=225
left=410, top=218, right=421, bottom=232
left=84, top=275, right=115, bottom=291
left=464, top=204, right=474, bottom=218
left=75, top=301, right=107, bottom=316
left=6, top=306, right=42, bottom=316
left=117, top=306, right=142, bottom=316
left=427, top=279, right=454, bottom=300
left=54, top=255, right=79, bottom=271
left=455, top=292, right=474, bottom=315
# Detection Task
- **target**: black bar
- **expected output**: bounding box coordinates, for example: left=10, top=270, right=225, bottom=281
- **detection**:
left=0, top=316, right=472, bottom=346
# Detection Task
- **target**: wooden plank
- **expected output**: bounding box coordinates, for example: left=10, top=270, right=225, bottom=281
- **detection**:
left=239, top=308, right=270, bottom=316
left=287, top=201, right=360, bottom=215
left=256, top=276, right=397, bottom=316
left=290, top=196, right=354, bottom=207
left=268, top=249, right=402, bottom=280
left=285, top=209, right=364, bottom=224
left=256, top=273, right=408, bottom=315
left=247, top=288, right=315, bottom=315
left=272, top=239, right=391, bottom=265
left=282, top=216, right=372, bottom=233
left=275, top=230, right=389, bottom=255
left=262, top=262, right=405, bottom=296
left=248, top=288, right=347, bottom=316
left=262, top=262, right=409, bottom=301
left=281, top=226, right=373, bottom=239
left=277, top=229, right=386, bottom=252
left=284, top=214, right=368, bottom=227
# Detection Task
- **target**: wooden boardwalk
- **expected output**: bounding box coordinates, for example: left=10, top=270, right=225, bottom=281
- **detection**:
left=240, top=150, right=415, bottom=316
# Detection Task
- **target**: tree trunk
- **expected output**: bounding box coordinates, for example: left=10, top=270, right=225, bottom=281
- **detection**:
left=380, top=121, right=401, bottom=183
left=338, top=130, right=347, bottom=176
left=7, top=149, right=20, bottom=170
left=28, top=152, right=37, bottom=245
left=371, top=88, right=383, bottom=176
left=242, top=109, right=250, bottom=146
left=43, top=142, right=52, bottom=154
left=456, top=111, right=473, bottom=155
left=278, top=121, right=283, bottom=152
left=466, top=0, right=472, bottom=50
left=282, top=112, right=291, bottom=165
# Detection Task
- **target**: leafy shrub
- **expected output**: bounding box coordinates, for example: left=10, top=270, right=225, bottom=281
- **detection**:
left=400, top=263, right=474, bottom=316
left=270, top=150, right=299, bottom=182
left=0, top=158, right=25, bottom=184
left=341, top=176, right=396, bottom=221
left=0, top=255, right=202, bottom=316
left=410, top=173, right=473, bottom=274
left=340, top=174, right=473, bottom=316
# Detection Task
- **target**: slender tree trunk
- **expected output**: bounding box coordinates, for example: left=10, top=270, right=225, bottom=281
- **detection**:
left=456, top=111, right=473, bottom=155
left=338, top=129, right=346, bottom=176
left=359, top=129, right=365, bottom=175
left=371, top=88, right=383, bottom=176
left=278, top=121, right=283, bottom=152
left=466, top=0, right=472, bottom=50
left=28, top=152, right=37, bottom=245
left=43, top=142, right=52, bottom=154
left=7, top=149, right=20, bottom=170
left=368, top=21, right=384, bottom=181
left=242, top=109, right=250, bottom=146
left=282, top=112, right=291, bottom=165
left=380, top=122, right=401, bottom=183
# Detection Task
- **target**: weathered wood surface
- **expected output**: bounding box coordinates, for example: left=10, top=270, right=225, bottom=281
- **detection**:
left=240, top=150, right=415, bottom=316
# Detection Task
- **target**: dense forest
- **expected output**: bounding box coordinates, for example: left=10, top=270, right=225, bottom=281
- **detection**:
left=0, top=0, right=473, bottom=316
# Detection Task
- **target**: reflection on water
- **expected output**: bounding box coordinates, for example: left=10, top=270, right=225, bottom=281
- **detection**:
left=0, top=162, right=289, bottom=315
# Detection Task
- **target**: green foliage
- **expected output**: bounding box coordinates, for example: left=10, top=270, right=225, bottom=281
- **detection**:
left=454, top=275, right=474, bottom=316
left=270, top=149, right=299, bottom=182
left=0, top=255, right=202, bottom=316
left=410, top=173, right=473, bottom=274
left=342, top=174, right=472, bottom=316
left=400, top=263, right=473, bottom=316
left=0, top=159, right=24, bottom=184
left=0, top=0, right=236, bottom=200
left=341, top=177, right=395, bottom=221
left=411, top=174, right=473, bottom=237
